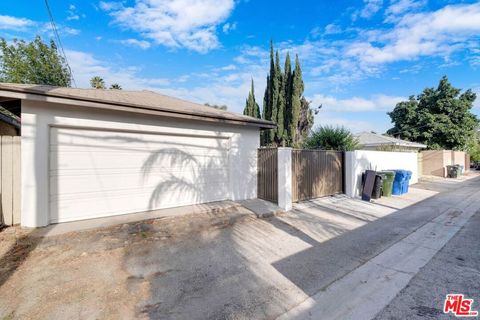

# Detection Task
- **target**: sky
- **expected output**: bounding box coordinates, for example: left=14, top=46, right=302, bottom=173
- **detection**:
left=1, top=0, right=480, bottom=133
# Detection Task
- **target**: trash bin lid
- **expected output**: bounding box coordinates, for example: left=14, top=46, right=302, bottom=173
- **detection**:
left=393, top=170, right=408, bottom=179
left=376, top=173, right=386, bottom=179
left=380, top=170, right=395, bottom=177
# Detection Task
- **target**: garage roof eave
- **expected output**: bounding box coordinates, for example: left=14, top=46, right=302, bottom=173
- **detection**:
left=0, top=83, right=276, bottom=129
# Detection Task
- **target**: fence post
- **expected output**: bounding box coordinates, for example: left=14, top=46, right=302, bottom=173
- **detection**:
left=277, top=148, right=292, bottom=211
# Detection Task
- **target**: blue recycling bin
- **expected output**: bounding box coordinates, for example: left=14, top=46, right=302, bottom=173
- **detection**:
left=402, top=170, right=412, bottom=193
left=392, top=170, right=408, bottom=195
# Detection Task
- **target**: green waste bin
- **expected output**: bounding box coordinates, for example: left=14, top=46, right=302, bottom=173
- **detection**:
left=380, top=171, right=395, bottom=197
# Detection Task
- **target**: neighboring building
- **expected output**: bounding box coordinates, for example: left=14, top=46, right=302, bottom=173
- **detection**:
left=420, top=150, right=470, bottom=177
left=355, top=131, right=426, bottom=152
left=0, top=83, right=275, bottom=228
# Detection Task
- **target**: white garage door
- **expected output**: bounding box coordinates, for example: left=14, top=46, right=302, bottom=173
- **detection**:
left=49, top=127, right=230, bottom=223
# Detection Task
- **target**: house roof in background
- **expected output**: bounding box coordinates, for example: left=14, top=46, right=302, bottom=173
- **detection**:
left=0, top=83, right=275, bottom=129
left=356, top=131, right=427, bottom=149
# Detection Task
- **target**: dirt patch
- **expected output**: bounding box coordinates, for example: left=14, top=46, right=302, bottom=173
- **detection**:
left=0, top=206, right=253, bottom=319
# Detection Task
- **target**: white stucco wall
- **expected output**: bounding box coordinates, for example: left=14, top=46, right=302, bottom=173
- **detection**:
left=345, top=150, right=419, bottom=198
left=21, top=100, right=260, bottom=227
left=277, top=148, right=292, bottom=211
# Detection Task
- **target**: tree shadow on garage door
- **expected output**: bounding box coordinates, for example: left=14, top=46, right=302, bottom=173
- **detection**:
left=141, top=138, right=231, bottom=211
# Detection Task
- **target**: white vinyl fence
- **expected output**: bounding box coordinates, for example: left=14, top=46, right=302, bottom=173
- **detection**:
left=345, top=150, right=418, bottom=198
left=1, top=136, right=21, bottom=226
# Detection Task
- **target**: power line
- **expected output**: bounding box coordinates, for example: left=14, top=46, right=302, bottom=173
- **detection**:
left=44, top=0, right=76, bottom=87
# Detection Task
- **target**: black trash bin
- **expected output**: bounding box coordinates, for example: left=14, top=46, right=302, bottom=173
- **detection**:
left=371, top=173, right=385, bottom=199
left=447, top=165, right=459, bottom=178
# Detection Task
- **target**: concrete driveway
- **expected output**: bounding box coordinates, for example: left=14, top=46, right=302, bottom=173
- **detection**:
left=1, top=174, right=479, bottom=320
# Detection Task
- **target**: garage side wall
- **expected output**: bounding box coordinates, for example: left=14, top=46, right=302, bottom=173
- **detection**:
left=345, top=150, right=418, bottom=198
left=21, top=100, right=260, bottom=227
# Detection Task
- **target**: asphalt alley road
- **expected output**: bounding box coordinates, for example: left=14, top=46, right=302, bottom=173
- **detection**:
left=279, top=176, right=480, bottom=320
left=374, top=209, right=480, bottom=319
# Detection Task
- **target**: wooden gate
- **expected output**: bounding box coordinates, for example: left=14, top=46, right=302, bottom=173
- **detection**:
left=292, top=150, right=343, bottom=202
left=257, top=148, right=278, bottom=203
left=0, top=136, right=21, bottom=226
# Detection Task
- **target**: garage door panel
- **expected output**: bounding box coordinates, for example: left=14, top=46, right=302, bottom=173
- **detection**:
left=50, top=186, right=229, bottom=223
left=50, top=180, right=230, bottom=201
left=49, top=170, right=229, bottom=196
left=49, top=127, right=231, bottom=223
left=50, top=149, right=228, bottom=170
left=51, top=129, right=229, bottom=149
left=50, top=151, right=228, bottom=172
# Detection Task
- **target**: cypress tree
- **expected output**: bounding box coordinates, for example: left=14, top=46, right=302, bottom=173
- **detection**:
left=261, top=75, right=270, bottom=145
left=243, top=79, right=260, bottom=118
left=283, top=53, right=293, bottom=145
left=262, top=41, right=276, bottom=145
left=274, top=50, right=286, bottom=145
left=253, top=81, right=260, bottom=118
left=291, top=54, right=304, bottom=146
left=269, top=50, right=280, bottom=144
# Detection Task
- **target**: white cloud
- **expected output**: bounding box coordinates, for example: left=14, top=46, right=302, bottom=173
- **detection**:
left=384, top=0, right=426, bottom=21
left=474, top=88, right=480, bottom=109
left=66, top=49, right=170, bottom=90
left=67, top=4, right=84, bottom=21
left=0, top=14, right=80, bottom=37
left=222, top=22, right=237, bottom=34
left=67, top=14, right=80, bottom=21
left=101, top=0, right=235, bottom=53
left=0, top=15, right=35, bottom=31
left=324, top=23, right=342, bottom=35
left=310, top=94, right=405, bottom=112
left=352, top=0, right=384, bottom=20
left=313, top=113, right=384, bottom=133
left=98, top=1, right=123, bottom=11
left=347, top=3, right=480, bottom=65
left=221, top=64, right=237, bottom=71
left=39, top=23, right=80, bottom=37
left=118, top=38, right=151, bottom=49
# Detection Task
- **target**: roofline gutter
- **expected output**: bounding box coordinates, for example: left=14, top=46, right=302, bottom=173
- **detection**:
left=361, top=142, right=426, bottom=148
left=0, top=88, right=277, bottom=129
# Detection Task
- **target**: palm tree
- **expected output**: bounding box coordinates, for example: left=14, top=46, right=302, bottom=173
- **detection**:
left=90, top=76, right=106, bottom=89
left=109, top=83, right=122, bottom=90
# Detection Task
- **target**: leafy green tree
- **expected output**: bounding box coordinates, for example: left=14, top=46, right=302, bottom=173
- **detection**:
left=297, top=97, right=314, bottom=146
left=243, top=79, right=260, bottom=118
left=387, top=76, right=478, bottom=150
left=110, top=83, right=122, bottom=90
left=90, top=76, right=106, bottom=89
left=467, top=129, right=480, bottom=162
left=0, top=36, right=71, bottom=86
left=304, top=126, right=359, bottom=151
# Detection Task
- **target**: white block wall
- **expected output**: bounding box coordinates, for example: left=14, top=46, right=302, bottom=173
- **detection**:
left=277, top=148, right=292, bottom=211
left=345, top=150, right=419, bottom=198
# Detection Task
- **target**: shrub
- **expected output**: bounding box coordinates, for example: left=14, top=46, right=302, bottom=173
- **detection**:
left=303, top=125, right=359, bottom=151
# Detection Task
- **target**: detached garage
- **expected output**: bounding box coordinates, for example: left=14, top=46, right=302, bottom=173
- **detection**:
left=0, top=83, right=274, bottom=227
